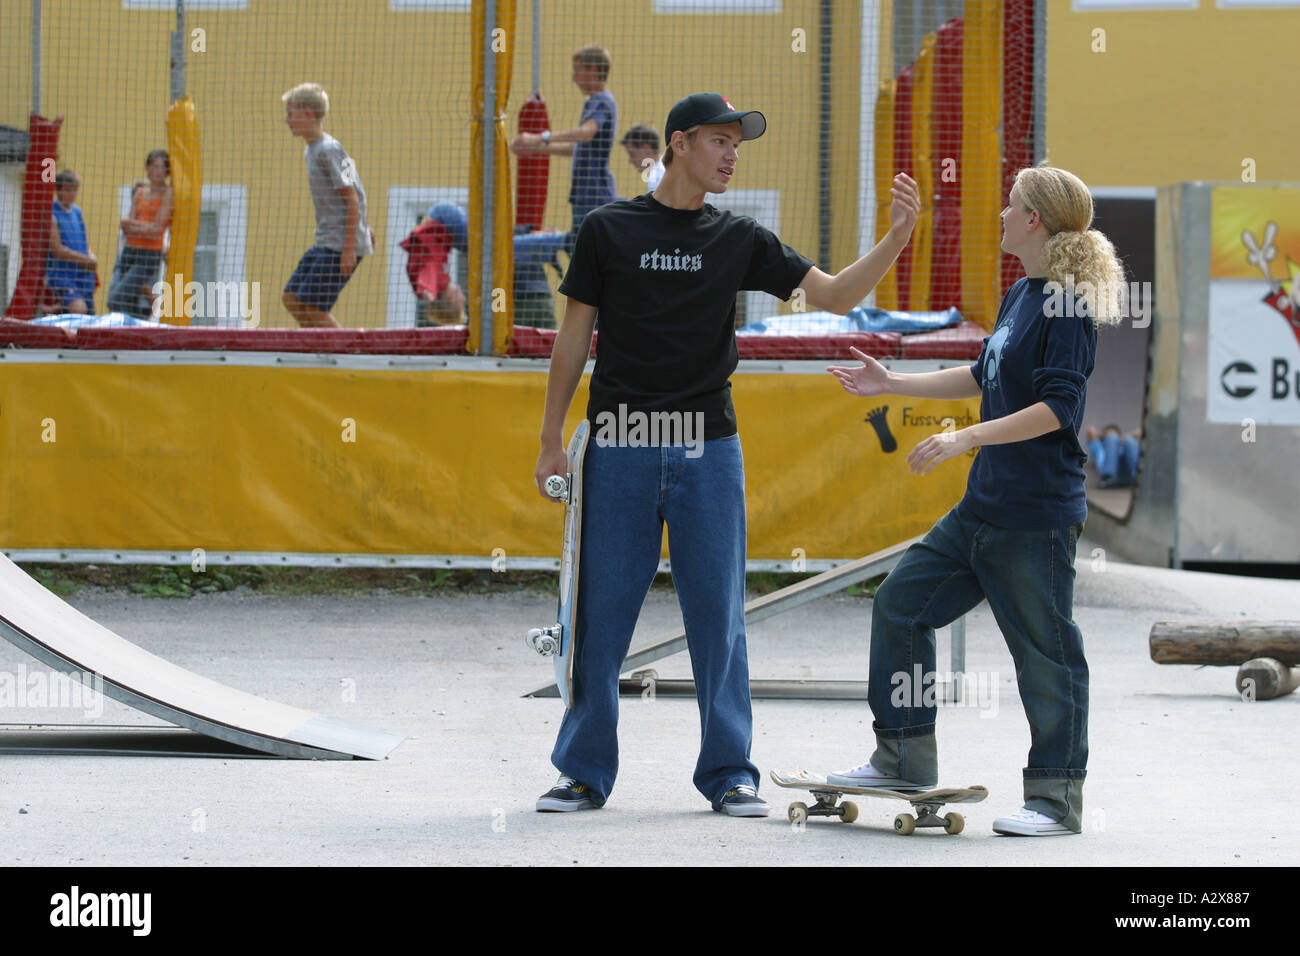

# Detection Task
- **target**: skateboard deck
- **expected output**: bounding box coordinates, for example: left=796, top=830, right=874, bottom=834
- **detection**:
left=769, top=769, right=987, bottom=834
left=525, top=420, right=590, bottom=708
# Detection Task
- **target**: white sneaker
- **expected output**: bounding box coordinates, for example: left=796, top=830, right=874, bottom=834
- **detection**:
left=992, top=806, right=1075, bottom=836
left=826, top=761, right=934, bottom=791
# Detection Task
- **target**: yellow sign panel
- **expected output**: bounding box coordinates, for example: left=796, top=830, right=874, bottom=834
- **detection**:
left=0, top=364, right=977, bottom=561
left=1211, top=186, right=1300, bottom=283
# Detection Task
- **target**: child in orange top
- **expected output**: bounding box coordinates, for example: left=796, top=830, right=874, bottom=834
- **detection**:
left=107, top=150, right=173, bottom=317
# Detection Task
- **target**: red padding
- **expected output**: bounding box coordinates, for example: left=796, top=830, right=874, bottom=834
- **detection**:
left=74, top=326, right=471, bottom=354
left=7, top=115, right=63, bottom=321
left=930, top=19, right=964, bottom=311
left=516, top=93, right=551, bottom=232
left=1002, top=0, right=1035, bottom=296
left=0, top=317, right=76, bottom=348
left=737, top=332, right=901, bottom=361
left=892, top=65, right=916, bottom=312
left=897, top=320, right=987, bottom=360
left=506, top=325, right=598, bottom=358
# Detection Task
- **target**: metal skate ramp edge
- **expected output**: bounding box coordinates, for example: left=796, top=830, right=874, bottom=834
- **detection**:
left=0, top=555, right=405, bottom=760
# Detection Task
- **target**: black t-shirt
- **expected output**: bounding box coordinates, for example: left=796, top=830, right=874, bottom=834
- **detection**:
left=559, top=193, right=814, bottom=439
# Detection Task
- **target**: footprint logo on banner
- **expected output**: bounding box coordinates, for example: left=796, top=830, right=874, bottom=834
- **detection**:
left=864, top=406, right=897, bottom=453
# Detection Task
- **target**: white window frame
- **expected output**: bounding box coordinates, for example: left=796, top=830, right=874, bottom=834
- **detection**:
left=386, top=186, right=470, bottom=329
left=654, top=0, right=782, bottom=11
left=1070, top=0, right=1197, bottom=9
left=390, top=0, right=472, bottom=9
left=0, top=165, right=23, bottom=312
left=124, top=1, right=247, bottom=9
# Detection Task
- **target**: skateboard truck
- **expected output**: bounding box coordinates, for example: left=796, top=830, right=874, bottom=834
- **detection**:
left=788, top=787, right=969, bottom=834
left=525, top=472, right=570, bottom=658
left=771, top=770, right=986, bottom=835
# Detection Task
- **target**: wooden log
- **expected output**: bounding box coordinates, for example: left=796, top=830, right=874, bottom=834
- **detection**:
left=1235, top=658, right=1300, bottom=701
left=1149, top=621, right=1300, bottom=665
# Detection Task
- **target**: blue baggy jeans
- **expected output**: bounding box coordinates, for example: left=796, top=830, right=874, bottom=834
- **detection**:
left=867, top=502, right=1089, bottom=830
left=550, top=433, right=759, bottom=805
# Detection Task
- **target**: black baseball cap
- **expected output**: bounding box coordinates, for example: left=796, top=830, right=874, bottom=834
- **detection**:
left=665, top=93, right=766, bottom=142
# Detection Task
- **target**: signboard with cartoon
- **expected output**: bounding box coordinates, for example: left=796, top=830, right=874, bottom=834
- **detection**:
left=1208, top=186, right=1300, bottom=425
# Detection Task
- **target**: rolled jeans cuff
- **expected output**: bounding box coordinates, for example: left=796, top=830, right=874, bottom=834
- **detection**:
left=1023, top=770, right=1086, bottom=832
left=870, top=721, right=937, bottom=785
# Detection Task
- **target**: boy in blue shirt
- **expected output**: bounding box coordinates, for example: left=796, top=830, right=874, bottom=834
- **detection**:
left=46, top=170, right=98, bottom=314
left=510, top=45, right=617, bottom=241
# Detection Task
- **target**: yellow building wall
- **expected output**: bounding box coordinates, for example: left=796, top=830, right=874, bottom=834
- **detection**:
left=1044, top=0, right=1294, bottom=186
left=4, top=0, right=849, bottom=325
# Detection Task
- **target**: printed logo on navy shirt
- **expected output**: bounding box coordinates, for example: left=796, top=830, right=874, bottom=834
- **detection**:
left=983, top=321, right=1012, bottom=389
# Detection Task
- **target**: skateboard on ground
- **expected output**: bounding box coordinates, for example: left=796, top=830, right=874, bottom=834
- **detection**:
left=769, top=769, right=987, bottom=834
left=525, top=420, right=590, bottom=709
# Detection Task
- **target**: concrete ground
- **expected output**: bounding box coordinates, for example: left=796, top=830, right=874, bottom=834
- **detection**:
left=0, top=540, right=1295, bottom=868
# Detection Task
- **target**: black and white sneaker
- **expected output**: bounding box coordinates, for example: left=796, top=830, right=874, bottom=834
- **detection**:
left=536, top=775, right=597, bottom=812
left=712, top=784, right=771, bottom=817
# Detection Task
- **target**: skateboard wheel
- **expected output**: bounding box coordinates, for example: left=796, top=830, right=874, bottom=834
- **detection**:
left=788, top=802, right=809, bottom=825
left=943, top=812, right=964, bottom=835
left=525, top=629, right=558, bottom=656
left=894, top=812, right=916, bottom=835
left=544, top=475, right=567, bottom=499
left=839, top=801, right=859, bottom=824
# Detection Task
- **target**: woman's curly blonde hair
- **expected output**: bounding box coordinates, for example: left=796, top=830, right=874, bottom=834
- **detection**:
left=1015, top=166, right=1126, bottom=327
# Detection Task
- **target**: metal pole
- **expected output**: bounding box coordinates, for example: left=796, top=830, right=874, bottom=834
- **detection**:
left=1032, top=0, right=1047, bottom=165
left=478, top=0, right=497, bottom=354
left=32, top=0, right=41, bottom=114
left=818, top=0, right=831, bottom=269
left=170, top=0, right=186, bottom=103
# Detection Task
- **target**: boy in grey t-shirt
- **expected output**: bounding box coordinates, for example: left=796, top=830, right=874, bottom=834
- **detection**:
left=281, top=83, right=373, bottom=328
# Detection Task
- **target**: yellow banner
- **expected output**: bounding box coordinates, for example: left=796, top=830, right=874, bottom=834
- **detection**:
left=0, top=364, right=976, bottom=561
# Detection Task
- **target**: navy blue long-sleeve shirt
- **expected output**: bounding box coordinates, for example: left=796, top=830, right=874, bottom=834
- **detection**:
left=960, top=276, right=1097, bottom=530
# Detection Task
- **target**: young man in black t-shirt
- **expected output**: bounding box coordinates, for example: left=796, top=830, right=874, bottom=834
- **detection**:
left=534, top=92, right=920, bottom=816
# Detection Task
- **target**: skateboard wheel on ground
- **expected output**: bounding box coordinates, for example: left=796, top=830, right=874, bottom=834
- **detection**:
left=839, top=801, right=859, bottom=824
left=943, top=812, right=964, bottom=834
left=788, top=802, right=809, bottom=825
left=894, top=812, right=917, bottom=835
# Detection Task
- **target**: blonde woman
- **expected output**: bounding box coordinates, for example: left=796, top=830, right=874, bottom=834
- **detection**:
left=827, top=166, right=1125, bottom=835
